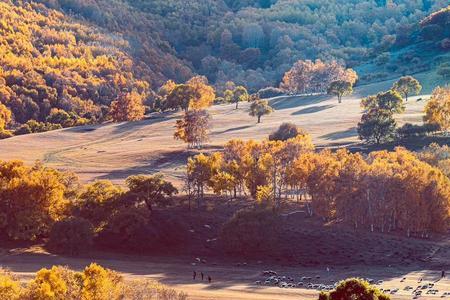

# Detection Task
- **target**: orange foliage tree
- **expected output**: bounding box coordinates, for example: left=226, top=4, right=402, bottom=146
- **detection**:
left=281, top=59, right=358, bottom=94
left=424, top=86, right=450, bottom=132
left=109, top=92, right=145, bottom=122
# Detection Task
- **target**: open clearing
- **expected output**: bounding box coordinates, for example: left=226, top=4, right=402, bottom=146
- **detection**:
left=0, top=78, right=429, bottom=185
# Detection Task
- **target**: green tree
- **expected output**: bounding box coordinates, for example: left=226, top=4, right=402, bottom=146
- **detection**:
left=125, top=175, right=178, bottom=212
left=74, top=180, right=123, bottom=228
left=249, top=99, right=273, bottom=123
left=392, top=76, right=422, bottom=102
left=327, top=80, right=353, bottom=103
left=232, top=86, right=249, bottom=109
left=357, top=109, right=397, bottom=144
left=47, top=217, right=94, bottom=255
left=361, top=90, right=405, bottom=114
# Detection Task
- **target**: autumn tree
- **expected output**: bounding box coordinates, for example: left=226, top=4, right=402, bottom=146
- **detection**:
left=174, top=110, right=211, bottom=148
left=327, top=80, right=354, bottom=103
left=0, top=103, right=11, bottom=130
left=392, top=76, right=422, bottom=101
left=186, top=153, right=221, bottom=202
left=110, top=92, right=145, bottom=122
left=125, top=174, right=178, bottom=211
left=48, top=217, right=94, bottom=255
left=249, top=99, right=273, bottom=123
left=73, top=180, right=124, bottom=229
left=281, top=60, right=358, bottom=94
left=424, top=86, right=450, bottom=132
left=319, top=278, right=390, bottom=300
left=358, top=108, right=397, bottom=144
left=166, top=76, right=215, bottom=112
left=0, top=161, right=69, bottom=240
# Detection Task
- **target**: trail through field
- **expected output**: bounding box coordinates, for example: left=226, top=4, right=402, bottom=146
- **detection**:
left=0, top=78, right=428, bottom=185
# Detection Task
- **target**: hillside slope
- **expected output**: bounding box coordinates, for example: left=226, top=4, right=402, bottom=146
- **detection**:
left=0, top=78, right=428, bottom=184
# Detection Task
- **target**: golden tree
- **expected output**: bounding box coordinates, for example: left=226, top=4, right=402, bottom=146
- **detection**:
left=166, top=76, right=215, bottom=112
left=174, top=110, right=211, bottom=148
left=0, top=161, right=69, bottom=240
left=0, top=103, right=11, bottom=130
left=109, top=91, right=145, bottom=122
left=281, top=59, right=357, bottom=94
left=424, top=86, right=450, bottom=132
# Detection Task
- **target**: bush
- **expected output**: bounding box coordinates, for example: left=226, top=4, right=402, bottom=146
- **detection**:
left=0, top=269, right=21, bottom=300
left=47, top=217, right=94, bottom=255
left=219, top=208, right=281, bottom=256
left=319, top=278, right=390, bottom=300
left=25, top=266, right=79, bottom=300
left=397, top=123, right=440, bottom=138
left=257, top=87, right=284, bottom=99
left=269, top=122, right=302, bottom=141
left=22, top=264, right=187, bottom=300
left=14, top=120, right=62, bottom=135
left=0, top=130, right=13, bottom=139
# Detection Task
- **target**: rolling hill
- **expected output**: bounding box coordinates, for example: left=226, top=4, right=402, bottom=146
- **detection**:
left=0, top=77, right=430, bottom=185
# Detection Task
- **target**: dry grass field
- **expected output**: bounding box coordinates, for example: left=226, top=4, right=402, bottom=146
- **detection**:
left=1, top=247, right=450, bottom=300
left=1, top=76, right=447, bottom=300
left=0, top=78, right=429, bottom=186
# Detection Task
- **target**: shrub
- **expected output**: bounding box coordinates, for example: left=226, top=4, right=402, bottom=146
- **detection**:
left=14, top=120, right=62, bottom=135
left=25, top=266, right=76, bottom=300
left=219, top=208, right=281, bottom=256
left=397, top=123, right=440, bottom=138
left=257, top=87, right=284, bottom=99
left=82, top=263, right=122, bottom=300
left=0, top=269, right=21, bottom=300
left=319, top=278, right=390, bottom=300
left=21, top=263, right=187, bottom=300
left=0, top=130, right=13, bottom=139
left=47, top=217, right=94, bottom=255
left=269, top=122, right=302, bottom=141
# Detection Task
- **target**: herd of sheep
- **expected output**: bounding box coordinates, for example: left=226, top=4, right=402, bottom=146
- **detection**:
left=255, top=271, right=450, bottom=298
left=255, top=270, right=338, bottom=291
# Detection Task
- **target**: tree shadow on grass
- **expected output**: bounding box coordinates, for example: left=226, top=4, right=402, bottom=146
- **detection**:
left=214, top=125, right=253, bottom=135
left=269, top=94, right=331, bottom=110
left=292, top=104, right=335, bottom=115
left=320, top=127, right=358, bottom=141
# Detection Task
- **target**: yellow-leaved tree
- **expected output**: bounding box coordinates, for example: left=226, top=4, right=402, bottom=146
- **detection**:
left=0, top=161, right=69, bottom=240
left=110, top=91, right=145, bottom=122
left=425, top=86, right=450, bottom=132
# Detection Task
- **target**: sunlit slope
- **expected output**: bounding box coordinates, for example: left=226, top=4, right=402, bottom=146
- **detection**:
left=0, top=78, right=428, bottom=184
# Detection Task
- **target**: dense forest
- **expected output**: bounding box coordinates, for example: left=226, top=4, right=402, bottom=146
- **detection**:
left=0, top=0, right=448, bottom=132
left=37, top=0, right=448, bottom=89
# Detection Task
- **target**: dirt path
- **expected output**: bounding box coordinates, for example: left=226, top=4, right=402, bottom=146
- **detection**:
left=1, top=250, right=449, bottom=299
